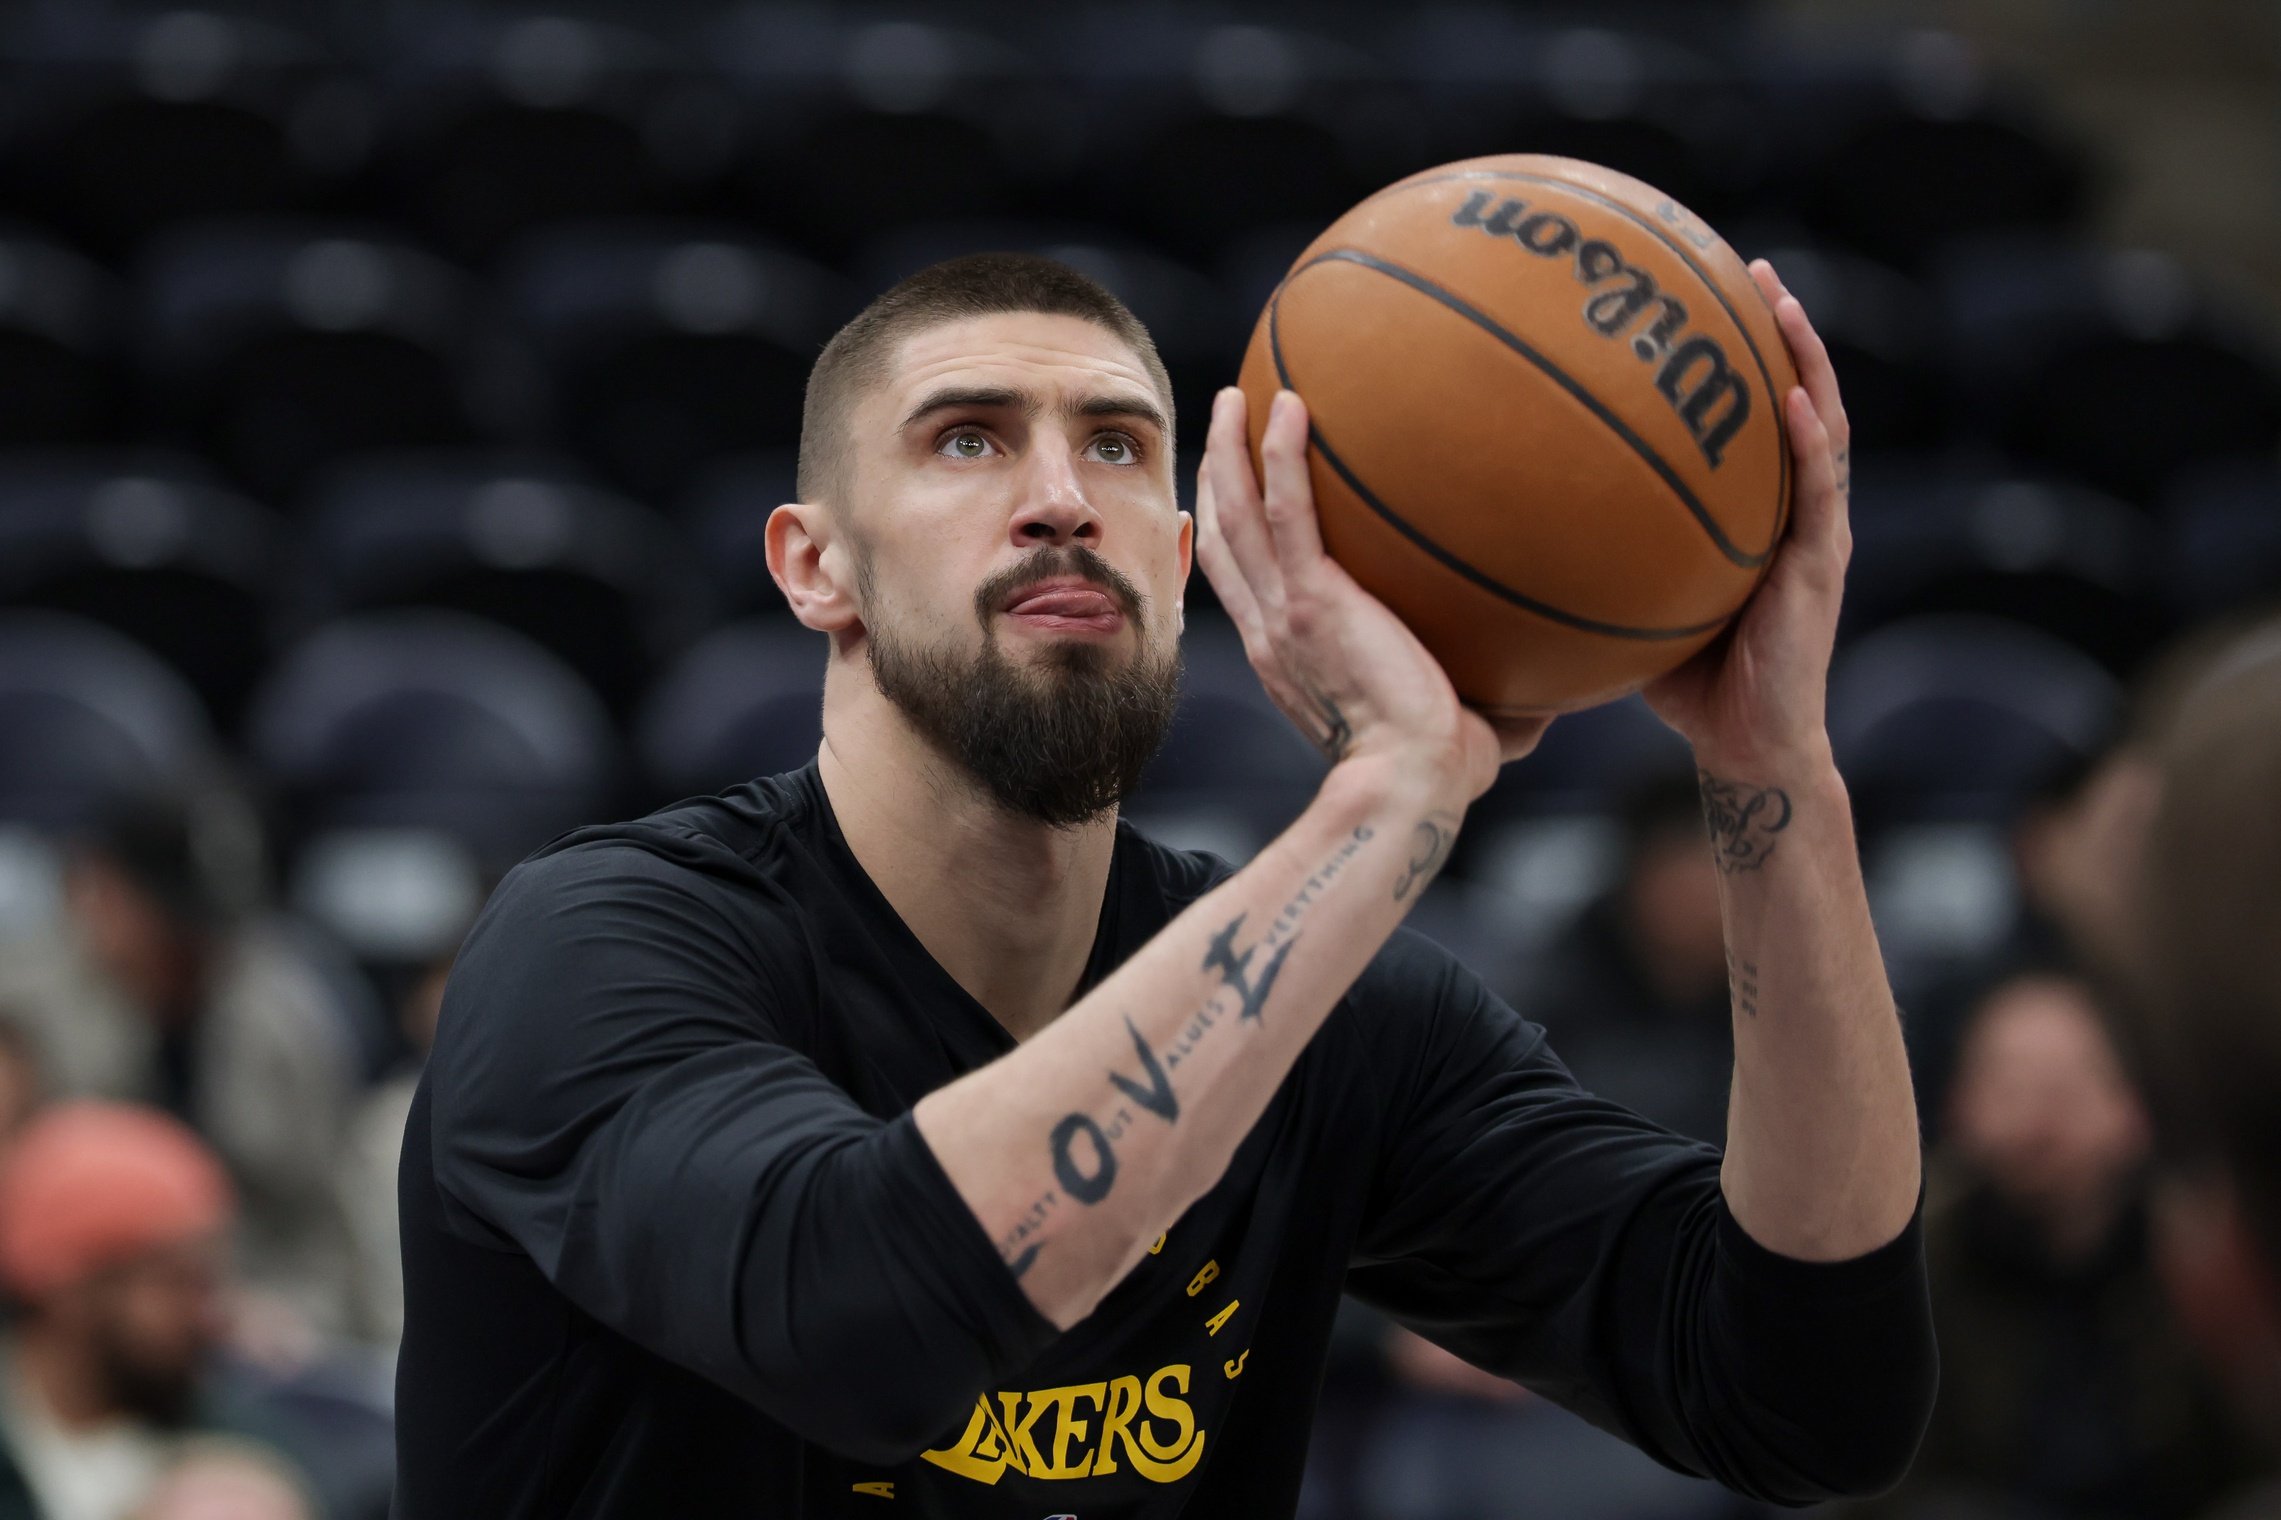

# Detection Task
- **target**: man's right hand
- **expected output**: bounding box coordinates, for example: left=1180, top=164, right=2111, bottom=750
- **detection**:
left=1194, top=387, right=1548, bottom=798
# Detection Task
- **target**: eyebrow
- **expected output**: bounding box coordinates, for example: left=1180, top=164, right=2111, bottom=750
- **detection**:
left=899, top=385, right=1169, bottom=435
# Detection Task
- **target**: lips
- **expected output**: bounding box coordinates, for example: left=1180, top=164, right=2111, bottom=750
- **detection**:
left=1001, top=576, right=1125, bottom=634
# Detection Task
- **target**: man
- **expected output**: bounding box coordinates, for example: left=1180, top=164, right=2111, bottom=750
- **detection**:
left=2126, top=620, right=2281, bottom=1514
left=0, top=1101, right=315, bottom=1520
left=396, top=253, right=1933, bottom=1516
left=1875, top=970, right=2245, bottom=1519
left=0, top=795, right=367, bottom=1337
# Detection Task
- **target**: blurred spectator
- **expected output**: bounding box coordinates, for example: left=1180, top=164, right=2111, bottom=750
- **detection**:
left=0, top=1101, right=316, bottom=1520
left=1862, top=969, right=2246, bottom=1520
left=1517, top=774, right=1731, bottom=1146
left=333, top=956, right=447, bottom=1349
left=0, top=1022, right=44, bottom=1145
left=2129, top=620, right=2281, bottom=1513
left=0, top=796, right=369, bottom=1339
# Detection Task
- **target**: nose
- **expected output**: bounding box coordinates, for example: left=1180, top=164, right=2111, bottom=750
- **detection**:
left=1007, top=444, right=1103, bottom=550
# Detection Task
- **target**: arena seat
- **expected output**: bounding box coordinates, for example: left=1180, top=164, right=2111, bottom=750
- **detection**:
left=137, top=222, right=507, bottom=500
left=501, top=221, right=852, bottom=500
left=0, top=609, right=221, bottom=830
left=1843, top=459, right=2166, bottom=672
left=373, top=11, right=734, bottom=263
left=1936, top=236, right=2281, bottom=503
left=1736, top=241, right=1949, bottom=451
left=0, top=227, right=124, bottom=445
left=0, top=455, right=279, bottom=725
left=1123, top=614, right=1327, bottom=863
left=1478, top=694, right=1693, bottom=822
left=709, top=11, right=1041, bottom=259
left=1826, top=612, right=2121, bottom=826
left=2164, top=457, right=2281, bottom=621
left=1779, top=33, right=2088, bottom=272
left=680, top=450, right=794, bottom=616
left=248, top=609, right=618, bottom=873
left=303, top=452, right=709, bottom=718
left=636, top=616, right=824, bottom=800
left=0, top=9, right=365, bottom=258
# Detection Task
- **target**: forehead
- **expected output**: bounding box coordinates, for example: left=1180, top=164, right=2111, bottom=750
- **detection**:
left=874, top=311, right=1164, bottom=416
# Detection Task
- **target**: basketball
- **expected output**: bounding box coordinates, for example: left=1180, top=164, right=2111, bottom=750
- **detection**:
left=1238, top=154, right=1799, bottom=715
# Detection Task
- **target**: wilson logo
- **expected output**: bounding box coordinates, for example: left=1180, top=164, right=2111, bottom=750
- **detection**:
left=1450, top=188, right=1753, bottom=469
left=920, top=1363, right=1207, bottom=1487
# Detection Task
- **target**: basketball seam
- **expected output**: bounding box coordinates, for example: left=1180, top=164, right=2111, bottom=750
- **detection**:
left=1268, top=281, right=1734, bottom=644
left=1294, top=246, right=1770, bottom=571
left=1387, top=166, right=1794, bottom=549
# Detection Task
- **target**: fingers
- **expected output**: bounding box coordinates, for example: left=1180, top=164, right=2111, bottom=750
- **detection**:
left=1256, top=390, right=1328, bottom=587
left=1749, top=259, right=1849, bottom=465
left=1486, top=713, right=1554, bottom=764
left=1197, top=388, right=1274, bottom=634
left=1783, top=385, right=1848, bottom=571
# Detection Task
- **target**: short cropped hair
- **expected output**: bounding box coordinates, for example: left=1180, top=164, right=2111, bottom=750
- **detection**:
left=795, top=252, right=1174, bottom=509
left=2140, top=620, right=2281, bottom=1251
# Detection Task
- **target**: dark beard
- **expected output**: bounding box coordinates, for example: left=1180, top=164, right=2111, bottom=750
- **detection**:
left=867, top=546, right=1182, bottom=827
left=92, top=1322, right=198, bottom=1429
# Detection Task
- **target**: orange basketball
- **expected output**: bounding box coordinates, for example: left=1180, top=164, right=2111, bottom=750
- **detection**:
left=1238, top=154, right=1798, bottom=715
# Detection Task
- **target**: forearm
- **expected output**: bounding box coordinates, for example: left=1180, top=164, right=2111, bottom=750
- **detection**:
left=1703, top=748, right=1919, bottom=1261
left=915, top=755, right=1460, bottom=1327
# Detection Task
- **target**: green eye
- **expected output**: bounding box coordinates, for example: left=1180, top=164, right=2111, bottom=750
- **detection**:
left=943, top=431, right=990, bottom=458
left=1090, top=434, right=1138, bottom=465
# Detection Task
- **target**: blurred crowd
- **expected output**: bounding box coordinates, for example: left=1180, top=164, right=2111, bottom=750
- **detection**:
left=0, top=1, right=2269, bottom=1517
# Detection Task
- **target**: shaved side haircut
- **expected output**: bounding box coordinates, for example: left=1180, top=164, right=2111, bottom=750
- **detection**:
left=796, top=252, right=1175, bottom=509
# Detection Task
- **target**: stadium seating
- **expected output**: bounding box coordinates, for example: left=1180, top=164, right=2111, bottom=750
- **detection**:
left=2165, top=457, right=2281, bottom=621
left=637, top=615, right=825, bottom=800
left=138, top=221, right=507, bottom=499
left=1826, top=612, right=2122, bottom=826
left=1844, top=459, right=2166, bottom=672
left=302, top=451, right=708, bottom=716
left=246, top=609, right=617, bottom=873
left=0, top=455, right=280, bottom=725
left=0, top=227, right=122, bottom=444
left=680, top=450, right=794, bottom=615
left=0, top=609, right=221, bottom=830
left=500, top=220, right=852, bottom=498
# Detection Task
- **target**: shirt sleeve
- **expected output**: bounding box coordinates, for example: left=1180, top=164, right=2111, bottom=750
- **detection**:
left=1345, top=931, right=1936, bottom=1505
left=423, top=838, right=1058, bottom=1464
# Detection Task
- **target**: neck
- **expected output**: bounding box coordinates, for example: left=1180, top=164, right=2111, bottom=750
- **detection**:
left=818, top=655, right=1116, bottom=1043
left=15, top=1319, right=118, bottom=1431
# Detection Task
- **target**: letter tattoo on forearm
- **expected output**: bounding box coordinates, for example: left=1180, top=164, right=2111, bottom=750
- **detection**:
left=1109, top=1014, right=1178, bottom=1123
left=1698, top=770, right=1792, bottom=873
left=1391, top=812, right=1459, bottom=902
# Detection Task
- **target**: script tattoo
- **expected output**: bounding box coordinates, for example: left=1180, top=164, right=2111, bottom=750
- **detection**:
left=1698, top=770, right=1792, bottom=873
left=1204, top=913, right=1298, bottom=1025
left=1109, top=1014, right=1179, bottom=1123
left=1391, top=812, right=1459, bottom=903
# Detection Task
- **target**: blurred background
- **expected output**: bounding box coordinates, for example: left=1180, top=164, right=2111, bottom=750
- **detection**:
left=0, top=0, right=2268, bottom=1517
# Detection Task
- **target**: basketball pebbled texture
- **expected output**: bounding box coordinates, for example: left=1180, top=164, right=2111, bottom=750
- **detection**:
left=1238, top=154, right=1798, bottom=715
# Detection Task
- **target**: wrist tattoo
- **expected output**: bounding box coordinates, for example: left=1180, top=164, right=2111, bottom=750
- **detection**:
left=1391, top=812, right=1459, bottom=903
left=1698, top=769, right=1792, bottom=873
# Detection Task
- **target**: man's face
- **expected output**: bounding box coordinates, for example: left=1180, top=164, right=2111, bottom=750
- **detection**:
left=834, top=312, right=1191, bottom=823
left=61, top=1235, right=227, bottom=1427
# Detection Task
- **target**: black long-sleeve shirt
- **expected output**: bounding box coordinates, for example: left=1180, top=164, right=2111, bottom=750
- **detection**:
left=394, top=764, right=1935, bottom=1518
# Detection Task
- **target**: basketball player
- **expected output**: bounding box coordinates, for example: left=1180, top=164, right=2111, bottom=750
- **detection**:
left=395, top=253, right=1933, bottom=1516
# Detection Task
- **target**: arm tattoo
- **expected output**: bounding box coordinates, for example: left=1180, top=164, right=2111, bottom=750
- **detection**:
left=1204, top=914, right=1298, bottom=1025
left=1729, top=953, right=1761, bottom=1018
left=1108, top=1014, right=1178, bottom=1122
left=1698, top=769, right=1792, bottom=873
left=1391, top=812, right=1459, bottom=902
left=1298, top=683, right=1353, bottom=762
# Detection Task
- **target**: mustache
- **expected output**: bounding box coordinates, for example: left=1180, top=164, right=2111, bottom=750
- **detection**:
left=972, top=546, right=1147, bottom=630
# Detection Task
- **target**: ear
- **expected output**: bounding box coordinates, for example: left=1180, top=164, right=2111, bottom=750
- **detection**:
left=1174, top=509, right=1194, bottom=631
left=768, top=503, right=863, bottom=635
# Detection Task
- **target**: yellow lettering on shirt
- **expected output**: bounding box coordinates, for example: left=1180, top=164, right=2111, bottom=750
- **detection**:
left=851, top=1480, right=894, bottom=1497
left=1185, top=1260, right=1220, bottom=1297
left=1148, top=1233, right=1166, bottom=1255
left=1224, top=1350, right=1248, bottom=1379
left=1091, top=1375, right=1144, bottom=1476
left=919, top=1398, right=1017, bottom=1484
left=923, top=1362, right=1205, bottom=1487
left=1205, top=1299, right=1239, bottom=1336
